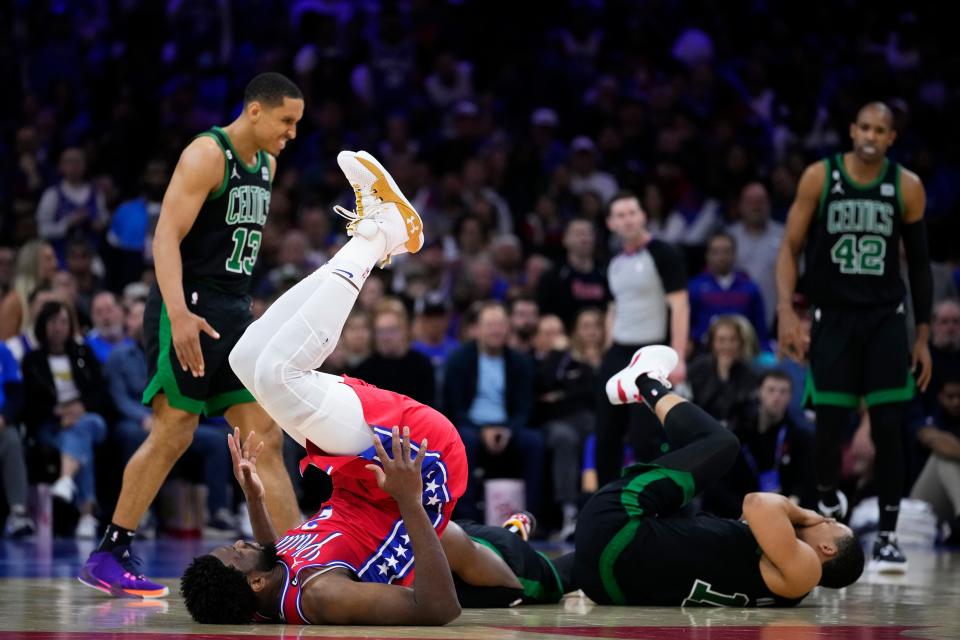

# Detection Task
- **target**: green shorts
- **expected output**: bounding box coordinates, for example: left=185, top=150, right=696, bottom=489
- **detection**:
left=804, top=304, right=914, bottom=409
left=142, top=282, right=255, bottom=416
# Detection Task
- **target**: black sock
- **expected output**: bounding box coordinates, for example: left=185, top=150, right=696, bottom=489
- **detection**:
left=636, top=375, right=671, bottom=409
left=98, top=523, right=136, bottom=553
left=869, top=403, right=905, bottom=534
left=879, top=505, right=900, bottom=536
left=814, top=406, right=848, bottom=503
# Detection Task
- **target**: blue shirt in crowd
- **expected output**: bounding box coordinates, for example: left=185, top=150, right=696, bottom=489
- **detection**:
left=688, top=270, right=769, bottom=347
left=468, top=353, right=508, bottom=426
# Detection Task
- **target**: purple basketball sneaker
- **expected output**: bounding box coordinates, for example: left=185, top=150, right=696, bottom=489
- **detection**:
left=79, top=547, right=169, bottom=598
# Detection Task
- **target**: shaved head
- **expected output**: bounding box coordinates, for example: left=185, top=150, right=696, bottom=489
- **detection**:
left=856, top=102, right=894, bottom=129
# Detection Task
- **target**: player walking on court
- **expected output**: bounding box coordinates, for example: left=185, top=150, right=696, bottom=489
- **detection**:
left=776, top=101, right=933, bottom=573
left=81, top=73, right=305, bottom=597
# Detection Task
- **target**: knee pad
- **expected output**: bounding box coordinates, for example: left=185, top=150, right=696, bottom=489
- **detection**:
left=228, top=332, right=260, bottom=389
left=251, top=347, right=285, bottom=403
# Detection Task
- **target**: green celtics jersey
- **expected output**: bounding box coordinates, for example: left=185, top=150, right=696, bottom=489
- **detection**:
left=180, top=126, right=272, bottom=295
left=803, top=153, right=905, bottom=308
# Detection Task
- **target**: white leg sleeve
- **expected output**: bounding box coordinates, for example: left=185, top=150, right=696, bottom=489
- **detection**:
left=291, top=373, right=371, bottom=455
left=230, top=266, right=330, bottom=404
left=229, top=234, right=386, bottom=455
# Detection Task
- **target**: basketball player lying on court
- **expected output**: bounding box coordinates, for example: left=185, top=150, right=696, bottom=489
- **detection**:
left=179, top=150, right=571, bottom=624
left=574, top=346, right=866, bottom=607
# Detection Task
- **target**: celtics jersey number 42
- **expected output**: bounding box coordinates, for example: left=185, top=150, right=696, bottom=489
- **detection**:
left=179, top=126, right=272, bottom=296
left=803, top=153, right=906, bottom=308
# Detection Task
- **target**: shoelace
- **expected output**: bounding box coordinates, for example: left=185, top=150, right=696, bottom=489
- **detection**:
left=332, top=184, right=384, bottom=232
left=332, top=185, right=396, bottom=267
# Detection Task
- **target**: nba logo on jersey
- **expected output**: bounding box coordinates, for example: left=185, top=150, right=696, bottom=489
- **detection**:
left=225, top=149, right=234, bottom=160
left=881, top=183, right=895, bottom=196
left=261, top=166, right=270, bottom=180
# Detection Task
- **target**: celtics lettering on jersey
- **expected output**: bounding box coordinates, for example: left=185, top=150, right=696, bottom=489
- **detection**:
left=180, top=127, right=272, bottom=295
left=804, top=154, right=906, bottom=307
left=225, top=179, right=270, bottom=276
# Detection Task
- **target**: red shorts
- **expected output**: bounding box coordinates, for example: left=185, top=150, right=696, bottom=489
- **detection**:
left=292, top=376, right=467, bottom=585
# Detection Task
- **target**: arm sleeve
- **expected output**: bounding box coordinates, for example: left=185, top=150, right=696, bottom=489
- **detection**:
left=902, top=220, right=933, bottom=325
left=649, top=240, right=688, bottom=293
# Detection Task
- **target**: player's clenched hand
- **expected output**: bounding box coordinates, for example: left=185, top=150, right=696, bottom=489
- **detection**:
left=366, top=426, right=427, bottom=508
left=776, top=307, right=809, bottom=362
left=169, top=308, right=220, bottom=377
left=228, top=427, right=265, bottom=500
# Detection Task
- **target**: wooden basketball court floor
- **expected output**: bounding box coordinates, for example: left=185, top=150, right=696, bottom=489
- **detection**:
left=1, top=538, right=958, bottom=639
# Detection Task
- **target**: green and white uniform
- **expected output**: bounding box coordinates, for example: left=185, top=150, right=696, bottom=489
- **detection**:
left=143, top=127, right=271, bottom=415
left=802, top=153, right=913, bottom=408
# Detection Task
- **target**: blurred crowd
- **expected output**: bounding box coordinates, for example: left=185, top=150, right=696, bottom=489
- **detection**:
left=1, top=1, right=959, bottom=541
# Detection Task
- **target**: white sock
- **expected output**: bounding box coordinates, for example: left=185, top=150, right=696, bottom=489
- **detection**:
left=325, top=232, right=386, bottom=292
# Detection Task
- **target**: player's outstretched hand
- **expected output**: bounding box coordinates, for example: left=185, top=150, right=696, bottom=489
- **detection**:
left=228, top=427, right=265, bottom=500
left=366, top=426, right=427, bottom=508
left=169, top=308, right=220, bottom=378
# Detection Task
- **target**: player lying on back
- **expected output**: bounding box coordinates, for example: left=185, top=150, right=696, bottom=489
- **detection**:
left=574, top=346, right=865, bottom=607
left=180, top=427, right=570, bottom=624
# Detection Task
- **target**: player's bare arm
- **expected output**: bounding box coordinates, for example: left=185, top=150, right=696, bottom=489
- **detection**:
left=742, top=492, right=823, bottom=599
left=227, top=428, right=277, bottom=544
left=900, top=168, right=933, bottom=391
left=776, top=160, right=826, bottom=361
left=153, top=136, right=224, bottom=378
left=301, top=427, right=461, bottom=625
left=440, top=521, right=522, bottom=590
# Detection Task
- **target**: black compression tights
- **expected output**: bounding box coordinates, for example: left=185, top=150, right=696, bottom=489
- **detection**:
left=814, top=403, right=905, bottom=532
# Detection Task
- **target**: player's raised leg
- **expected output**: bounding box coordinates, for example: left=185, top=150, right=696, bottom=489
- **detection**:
left=229, top=150, right=423, bottom=454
